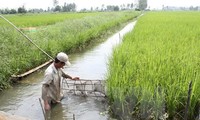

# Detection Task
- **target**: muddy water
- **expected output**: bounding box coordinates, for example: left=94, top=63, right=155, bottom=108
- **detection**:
left=0, top=21, right=136, bottom=120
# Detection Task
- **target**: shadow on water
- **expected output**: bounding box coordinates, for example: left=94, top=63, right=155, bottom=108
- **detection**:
left=0, top=21, right=137, bottom=120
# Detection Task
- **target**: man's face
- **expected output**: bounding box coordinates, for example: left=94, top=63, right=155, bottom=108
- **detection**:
left=58, top=62, right=65, bottom=68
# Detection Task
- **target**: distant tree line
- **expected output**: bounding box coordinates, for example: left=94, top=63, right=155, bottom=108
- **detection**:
left=0, top=1, right=148, bottom=14
left=0, top=5, right=27, bottom=14
left=162, top=5, right=200, bottom=11
left=0, top=3, right=77, bottom=14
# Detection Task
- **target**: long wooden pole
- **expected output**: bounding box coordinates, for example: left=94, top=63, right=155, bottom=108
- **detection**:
left=39, top=98, right=47, bottom=120
left=0, top=15, right=54, bottom=60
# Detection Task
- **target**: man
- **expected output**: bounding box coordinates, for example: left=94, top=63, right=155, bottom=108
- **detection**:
left=42, top=52, right=79, bottom=111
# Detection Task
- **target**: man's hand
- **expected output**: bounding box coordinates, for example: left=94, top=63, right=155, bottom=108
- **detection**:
left=55, top=100, right=61, bottom=103
left=72, top=77, right=79, bottom=80
left=44, top=102, right=51, bottom=111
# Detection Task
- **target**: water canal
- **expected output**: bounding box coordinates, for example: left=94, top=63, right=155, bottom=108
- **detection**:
left=0, top=21, right=137, bottom=120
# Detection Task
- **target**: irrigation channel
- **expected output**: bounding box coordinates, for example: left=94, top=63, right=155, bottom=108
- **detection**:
left=0, top=21, right=137, bottom=120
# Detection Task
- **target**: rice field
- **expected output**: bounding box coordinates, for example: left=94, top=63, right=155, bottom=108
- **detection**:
left=0, top=12, right=98, bottom=27
left=0, top=11, right=140, bottom=90
left=106, top=11, right=200, bottom=119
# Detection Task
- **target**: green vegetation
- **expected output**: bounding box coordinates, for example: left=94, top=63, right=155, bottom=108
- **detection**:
left=107, top=11, right=200, bottom=119
left=0, top=12, right=98, bottom=27
left=0, top=11, right=140, bottom=90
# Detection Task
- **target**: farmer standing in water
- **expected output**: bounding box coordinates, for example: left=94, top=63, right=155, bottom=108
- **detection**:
left=42, top=52, right=79, bottom=111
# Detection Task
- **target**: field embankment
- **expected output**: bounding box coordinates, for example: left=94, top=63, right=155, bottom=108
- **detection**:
left=106, top=11, right=200, bottom=119
left=0, top=11, right=140, bottom=90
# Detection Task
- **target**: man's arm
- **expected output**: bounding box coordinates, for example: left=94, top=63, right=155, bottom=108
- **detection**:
left=61, top=69, right=79, bottom=80
left=62, top=72, right=73, bottom=79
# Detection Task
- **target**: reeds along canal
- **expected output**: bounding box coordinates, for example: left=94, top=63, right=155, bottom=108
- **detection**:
left=0, top=21, right=137, bottom=120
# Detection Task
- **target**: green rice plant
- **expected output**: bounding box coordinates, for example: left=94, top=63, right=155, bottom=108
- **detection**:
left=0, top=12, right=97, bottom=27
left=107, top=11, right=200, bottom=119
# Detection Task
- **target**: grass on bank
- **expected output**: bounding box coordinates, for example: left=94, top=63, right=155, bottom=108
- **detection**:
left=106, top=11, right=200, bottom=119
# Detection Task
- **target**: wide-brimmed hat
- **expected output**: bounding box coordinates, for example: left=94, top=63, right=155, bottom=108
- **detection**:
left=56, top=52, right=71, bottom=66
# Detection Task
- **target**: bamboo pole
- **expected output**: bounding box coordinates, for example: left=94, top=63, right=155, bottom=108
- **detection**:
left=0, top=15, right=54, bottom=60
left=39, top=98, right=47, bottom=120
